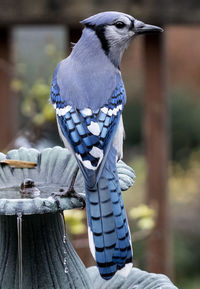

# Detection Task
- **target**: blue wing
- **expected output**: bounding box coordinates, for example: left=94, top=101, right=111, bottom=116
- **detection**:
left=50, top=68, right=126, bottom=187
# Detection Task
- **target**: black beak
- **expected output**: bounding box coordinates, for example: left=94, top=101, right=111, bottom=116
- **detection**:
left=134, top=19, right=163, bottom=35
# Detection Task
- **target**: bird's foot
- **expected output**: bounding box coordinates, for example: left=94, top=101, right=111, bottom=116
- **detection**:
left=63, top=188, right=86, bottom=208
left=51, top=166, right=85, bottom=206
left=51, top=188, right=85, bottom=208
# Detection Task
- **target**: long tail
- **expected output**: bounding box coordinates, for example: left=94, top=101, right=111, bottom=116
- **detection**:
left=85, top=158, right=133, bottom=280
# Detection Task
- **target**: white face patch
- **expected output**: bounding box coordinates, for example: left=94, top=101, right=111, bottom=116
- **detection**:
left=104, top=15, right=135, bottom=67
left=105, top=16, right=135, bottom=47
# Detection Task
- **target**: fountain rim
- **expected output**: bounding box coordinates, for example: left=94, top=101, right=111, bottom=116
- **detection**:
left=0, top=146, right=135, bottom=215
left=0, top=146, right=85, bottom=215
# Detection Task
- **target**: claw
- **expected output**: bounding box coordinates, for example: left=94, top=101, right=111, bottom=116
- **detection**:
left=51, top=166, right=85, bottom=208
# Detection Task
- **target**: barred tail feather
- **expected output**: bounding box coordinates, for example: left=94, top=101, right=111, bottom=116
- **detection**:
left=85, top=161, right=133, bottom=280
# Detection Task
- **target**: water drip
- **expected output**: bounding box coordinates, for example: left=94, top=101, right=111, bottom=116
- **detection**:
left=17, top=212, right=23, bottom=289
left=60, top=212, right=69, bottom=275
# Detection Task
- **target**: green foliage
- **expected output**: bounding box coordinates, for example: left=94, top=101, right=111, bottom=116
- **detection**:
left=64, top=209, right=86, bottom=235
left=174, top=233, right=200, bottom=288
left=170, top=89, right=200, bottom=162
left=20, top=79, right=55, bottom=126
left=123, top=100, right=142, bottom=146
left=129, top=204, right=156, bottom=231
left=132, top=239, right=146, bottom=268
left=179, top=277, right=200, bottom=289
left=13, top=28, right=65, bottom=135
left=123, top=90, right=200, bottom=162
left=126, top=152, right=200, bottom=287
left=169, top=149, right=200, bottom=287
left=170, top=149, right=200, bottom=204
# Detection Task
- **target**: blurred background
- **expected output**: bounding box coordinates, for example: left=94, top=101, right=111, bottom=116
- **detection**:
left=0, top=1, right=200, bottom=288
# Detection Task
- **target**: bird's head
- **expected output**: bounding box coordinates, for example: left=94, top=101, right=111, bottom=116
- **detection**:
left=81, top=11, right=163, bottom=68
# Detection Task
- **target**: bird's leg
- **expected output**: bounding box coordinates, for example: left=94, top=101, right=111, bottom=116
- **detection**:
left=51, top=166, right=85, bottom=207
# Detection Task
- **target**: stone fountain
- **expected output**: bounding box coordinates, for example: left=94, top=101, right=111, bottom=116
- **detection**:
left=0, top=146, right=178, bottom=289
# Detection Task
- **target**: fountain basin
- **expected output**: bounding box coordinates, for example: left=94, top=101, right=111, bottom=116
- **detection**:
left=87, top=266, right=178, bottom=288
left=0, top=146, right=178, bottom=289
left=0, top=146, right=135, bottom=289
left=0, top=146, right=135, bottom=215
left=0, top=147, right=85, bottom=215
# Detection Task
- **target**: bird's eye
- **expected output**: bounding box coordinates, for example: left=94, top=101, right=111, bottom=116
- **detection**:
left=114, top=21, right=126, bottom=29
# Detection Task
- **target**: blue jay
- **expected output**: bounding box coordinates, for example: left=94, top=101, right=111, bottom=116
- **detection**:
left=50, top=11, right=163, bottom=280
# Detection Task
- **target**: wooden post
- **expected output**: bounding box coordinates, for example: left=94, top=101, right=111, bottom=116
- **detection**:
left=0, top=28, right=15, bottom=151
left=143, top=32, right=171, bottom=276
